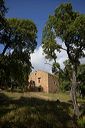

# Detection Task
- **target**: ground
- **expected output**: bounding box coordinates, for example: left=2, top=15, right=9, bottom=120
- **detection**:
left=0, top=91, right=85, bottom=128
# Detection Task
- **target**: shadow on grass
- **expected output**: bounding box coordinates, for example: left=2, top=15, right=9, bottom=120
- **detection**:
left=0, top=92, right=76, bottom=128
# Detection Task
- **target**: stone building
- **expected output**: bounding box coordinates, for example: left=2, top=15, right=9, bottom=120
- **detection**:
left=28, top=70, right=59, bottom=93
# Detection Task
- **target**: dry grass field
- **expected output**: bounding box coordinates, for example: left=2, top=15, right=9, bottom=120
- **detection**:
left=0, top=91, right=85, bottom=128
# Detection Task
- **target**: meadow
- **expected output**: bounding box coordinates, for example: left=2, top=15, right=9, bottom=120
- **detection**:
left=0, top=91, right=85, bottom=128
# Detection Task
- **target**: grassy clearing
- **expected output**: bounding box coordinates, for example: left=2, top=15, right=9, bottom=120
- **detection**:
left=0, top=91, right=85, bottom=128
left=3, top=91, right=70, bottom=101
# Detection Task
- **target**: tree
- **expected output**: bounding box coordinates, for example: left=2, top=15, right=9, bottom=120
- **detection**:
left=0, top=0, right=37, bottom=89
left=62, top=60, right=85, bottom=95
left=77, top=64, right=85, bottom=98
left=0, top=0, right=9, bottom=53
left=9, top=18, right=37, bottom=86
left=0, top=18, right=37, bottom=55
left=0, top=0, right=7, bottom=16
left=42, top=3, right=85, bottom=118
left=63, top=60, right=72, bottom=82
left=52, top=62, right=60, bottom=75
left=77, top=64, right=85, bottom=85
left=0, top=18, right=37, bottom=89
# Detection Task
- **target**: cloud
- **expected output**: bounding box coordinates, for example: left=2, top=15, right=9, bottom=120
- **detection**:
left=30, top=45, right=68, bottom=73
left=30, top=45, right=85, bottom=73
left=31, top=46, right=53, bottom=73
left=80, top=50, right=85, bottom=64
left=56, top=51, right=68, bottom=68
left=80, top=58, right=85, bottom=64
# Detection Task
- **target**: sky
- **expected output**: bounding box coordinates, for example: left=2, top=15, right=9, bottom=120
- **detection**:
left=5, top=0, right=85, bottom=46
left=1, top=0, right=85, bottom=73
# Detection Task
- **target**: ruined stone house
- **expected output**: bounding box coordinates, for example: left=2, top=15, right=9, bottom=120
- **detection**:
left=28, top=70, right=59, bottom=93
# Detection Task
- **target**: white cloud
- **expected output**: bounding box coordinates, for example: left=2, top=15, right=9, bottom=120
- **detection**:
left=30, top=45, right=68, bottom=73
left=31, top=46, right=53, bottom=73
left=80, top=50, right=85, bottom=64
left=55, top=38, right=68, bottom=68
left=30, top=37, right=85, bottom=73
left=56, top=50, right=68, bottom=69
left=80, top=58, right=85, bottom=64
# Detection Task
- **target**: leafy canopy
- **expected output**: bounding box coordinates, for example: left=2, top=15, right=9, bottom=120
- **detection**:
left=0, top=18, right=37, bottom=55
left=42, top=3, right=85, bottom=117
left=42, top=3, right=85, bottom=65
left=0, top=17, right=37, bottom=88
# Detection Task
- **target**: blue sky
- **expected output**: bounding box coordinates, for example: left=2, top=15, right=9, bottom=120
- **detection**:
left=0, top=0, right=85, bottom=72
left=5, top=0, right=85, bottom=47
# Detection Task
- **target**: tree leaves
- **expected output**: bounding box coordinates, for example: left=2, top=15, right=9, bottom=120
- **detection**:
left=42, top=3, right=85, bottom=65
left=0, top=10, right=37, bottom=88
left=42, top=3, right=85, bottom=117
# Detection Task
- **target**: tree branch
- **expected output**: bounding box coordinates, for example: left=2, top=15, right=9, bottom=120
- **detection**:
left=60, top=46, right=67, bottom=51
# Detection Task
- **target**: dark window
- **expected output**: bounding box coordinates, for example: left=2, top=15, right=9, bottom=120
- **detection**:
left=54, top=81, right=56, bottom=85
left=38, top=77, right=41, bottom=83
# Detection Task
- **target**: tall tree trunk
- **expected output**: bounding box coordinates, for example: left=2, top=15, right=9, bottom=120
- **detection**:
left=70, top=66, right=80, bottom=118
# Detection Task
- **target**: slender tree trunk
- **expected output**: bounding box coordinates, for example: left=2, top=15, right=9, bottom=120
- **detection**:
left=70, top=66, right=80, bottom=118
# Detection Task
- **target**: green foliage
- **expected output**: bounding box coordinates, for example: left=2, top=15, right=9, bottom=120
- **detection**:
left=52, top=62, right=60, bottom=74
left=42, top=3, right=85, bottom=65
left=7, top=18, right=37, bottom=53
left=64, top=15, right=85, bottom=65
left=77, top=64, right=85, bottom=97
left=77, top=64, right=85, bottom=85
left=60, top=61, right=85, bottom=93
left=0, top=1, right=37, bottom=89
left=0, top=0, right=7, bottom=17
left=0, top=18, right=37, bottom=89
left=77, top=117, right=85, bottom=128
left=42, top=21, right=59, bottom=61
left=0, top=55, right=30, bottom=89
left=60, top=80, right=71, bottom=92
left=0, top=18, right=37, bottom=55
left=42, top=3, right=85, bottom=117
left=0, top=0, right=9, bottom=42
left=63, top=60, right=72, bottom=81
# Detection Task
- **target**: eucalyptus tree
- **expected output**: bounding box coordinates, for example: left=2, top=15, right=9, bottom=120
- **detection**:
left=42, top=3, right=85, bottom=118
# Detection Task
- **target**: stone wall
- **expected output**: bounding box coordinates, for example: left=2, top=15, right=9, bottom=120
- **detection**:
left=29, top=70, right=48, bottom=92
left=48, top=74, right=59, bottom=93
left=29, top=70, right=58, bottom=93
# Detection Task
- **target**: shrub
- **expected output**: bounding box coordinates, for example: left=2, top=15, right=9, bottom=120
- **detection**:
left=77, top=116, right=85, bottom=128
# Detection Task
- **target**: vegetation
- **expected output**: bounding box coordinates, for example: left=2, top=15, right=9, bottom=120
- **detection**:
left=0, top=91, right=85, bottom=128
left=42, top=3, right=85, bottom=118
left=0, top=1, right=37, bottom=89
left=0, top=1, right=85, bottom=127
left=59, top=61, right=85, bottom=96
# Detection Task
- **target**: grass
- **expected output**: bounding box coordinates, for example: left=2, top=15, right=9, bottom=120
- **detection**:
left=0, top=91, right=85, bottom=128
left=3, top=91, right=71, bottom=101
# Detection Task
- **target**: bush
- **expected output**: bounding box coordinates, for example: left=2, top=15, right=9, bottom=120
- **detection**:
left=77, top=116, right=85, bottom=128
left=60, top=80, right=70, bottom=92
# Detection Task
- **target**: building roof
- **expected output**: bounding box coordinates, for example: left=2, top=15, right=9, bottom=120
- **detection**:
left=29, top=70, right=58, bottom=78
